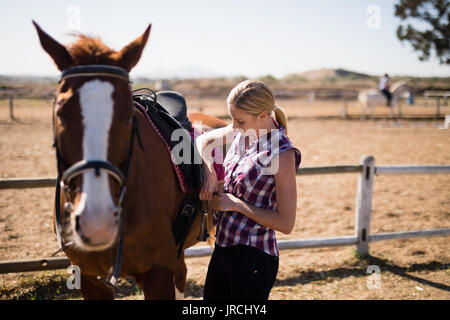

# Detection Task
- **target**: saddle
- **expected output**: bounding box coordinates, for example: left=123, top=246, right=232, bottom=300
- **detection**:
left=133, top=89, right=203, bottom=191
left=132, top=89, right=212, bottom=257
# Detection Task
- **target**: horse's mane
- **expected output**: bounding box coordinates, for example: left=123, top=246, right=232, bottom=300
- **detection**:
left=67, top=34, right=118, bottom=65
left=390, top=80, right=407, bottom=92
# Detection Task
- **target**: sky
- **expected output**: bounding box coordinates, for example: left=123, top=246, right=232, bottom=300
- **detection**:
left=0, top=0, right=449, bottom=79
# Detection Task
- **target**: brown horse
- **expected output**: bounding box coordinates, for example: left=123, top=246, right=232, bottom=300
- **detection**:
left=188, top=112, right=228, bottom=131
left=34, top=21, right=217, bottom=300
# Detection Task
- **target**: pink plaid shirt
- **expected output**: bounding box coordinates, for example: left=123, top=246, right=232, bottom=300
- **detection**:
left=214, top=121, right=301, bottom=256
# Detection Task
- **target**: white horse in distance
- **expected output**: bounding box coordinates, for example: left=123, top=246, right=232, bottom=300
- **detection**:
left=358, top=81, right=410, bottom=119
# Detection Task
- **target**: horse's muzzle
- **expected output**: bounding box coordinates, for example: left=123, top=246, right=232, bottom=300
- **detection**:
left=74, top=208, right=120, bottom=250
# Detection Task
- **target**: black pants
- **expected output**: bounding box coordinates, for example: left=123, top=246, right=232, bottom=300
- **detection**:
left=203, top=244, right=279, bottom=300
left=381, top=89, right=392, bottom=106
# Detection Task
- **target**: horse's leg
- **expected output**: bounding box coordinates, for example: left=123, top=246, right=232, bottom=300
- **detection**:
left=79, top=272, right=115, bottom=300
left=174, top=253, right=187, bottom=299
left=391, top=101, right=396, bottom=120
left=135, top=264, right=176, bottom=300
left=361, top=100, right=367, bottom=120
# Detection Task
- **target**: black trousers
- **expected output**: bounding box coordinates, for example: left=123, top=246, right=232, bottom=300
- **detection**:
left=381, top=89, right=392, bottom=106
left=203, top=244, right=279, bottom=300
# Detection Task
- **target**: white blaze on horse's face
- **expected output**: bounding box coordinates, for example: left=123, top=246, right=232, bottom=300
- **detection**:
left=72, top=79, right=119, bottom=251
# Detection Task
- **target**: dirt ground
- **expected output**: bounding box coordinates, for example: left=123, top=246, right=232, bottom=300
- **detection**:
left=0, top=98, right=449, bottom=300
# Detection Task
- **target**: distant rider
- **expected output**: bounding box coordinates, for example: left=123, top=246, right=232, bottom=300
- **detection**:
left=379, top=74, right=392, bottom=107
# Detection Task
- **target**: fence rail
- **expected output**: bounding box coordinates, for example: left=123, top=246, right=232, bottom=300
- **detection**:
left=0, top=157, right=449, bottom=274
left=375, top=165, right=450, bottom=175
left=423, top=90, right=450, bottom=116
left=0, top=237, right=358, bottom=274
left=0, top=177, right=56, bottom=190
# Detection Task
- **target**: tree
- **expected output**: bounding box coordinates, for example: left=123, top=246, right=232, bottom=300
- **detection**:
left=394, top=0, right=450, bottom=64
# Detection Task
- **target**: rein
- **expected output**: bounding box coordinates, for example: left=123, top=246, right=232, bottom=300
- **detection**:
left=53, top=64, right=134, bottom=290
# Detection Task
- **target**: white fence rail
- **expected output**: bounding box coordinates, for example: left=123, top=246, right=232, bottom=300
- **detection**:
left=0, top=156, right=449, bottom=274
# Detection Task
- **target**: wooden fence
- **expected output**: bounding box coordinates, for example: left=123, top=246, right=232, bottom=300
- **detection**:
left=0, top=155, right=449, bottom=274
left=424, top=91, right=450, bottom=117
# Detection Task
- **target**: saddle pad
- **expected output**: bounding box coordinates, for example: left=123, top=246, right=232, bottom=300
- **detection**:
left=133, top=99, right=203, bottom=194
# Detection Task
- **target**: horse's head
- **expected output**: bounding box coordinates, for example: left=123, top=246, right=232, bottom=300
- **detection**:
left=390, top=80, right=410, bottom=96
left=33, top=21, right=151, bottom=251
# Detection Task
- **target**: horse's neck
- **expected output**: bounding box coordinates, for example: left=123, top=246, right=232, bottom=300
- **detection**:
left=125, top=108, right=183, bottom=223
left=391, top=83, right=405, bottom=97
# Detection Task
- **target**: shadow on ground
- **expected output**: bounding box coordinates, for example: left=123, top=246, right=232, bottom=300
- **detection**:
left=1, top=256, right=448, bottom=300
left=272, top=255, right=450, bottom=292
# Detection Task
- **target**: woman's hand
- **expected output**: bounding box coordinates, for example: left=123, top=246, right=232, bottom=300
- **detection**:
left=214, top=150, right=298, bottom=235
left=199, top=164, right=218, bottom=201
left=217, top=193, right=240, bottom=212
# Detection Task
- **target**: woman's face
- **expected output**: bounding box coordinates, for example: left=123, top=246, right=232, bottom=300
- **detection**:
left=228, top=103, right=266, bottom=134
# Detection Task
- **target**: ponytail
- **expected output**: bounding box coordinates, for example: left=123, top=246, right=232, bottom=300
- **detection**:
left=273, top=104, right=288, bottom=135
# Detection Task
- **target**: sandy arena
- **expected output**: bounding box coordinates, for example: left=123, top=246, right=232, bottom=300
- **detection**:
left=0, top=98, right=449, bottom=299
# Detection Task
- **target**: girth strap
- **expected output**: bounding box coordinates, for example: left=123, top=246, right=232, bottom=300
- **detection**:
left=172, top=193, right=202, bottom=258
left=172, top=182, right=224, bottom=258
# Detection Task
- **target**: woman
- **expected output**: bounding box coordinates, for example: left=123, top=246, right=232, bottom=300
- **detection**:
left=196, top=80, right=301, bottom=300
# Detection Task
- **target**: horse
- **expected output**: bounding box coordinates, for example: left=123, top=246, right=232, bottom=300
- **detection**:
left=358, top=80, right=411, bottom=119
left=188, top=112, right=228, bottom=131
left=33, top=21, right=216, bottom=300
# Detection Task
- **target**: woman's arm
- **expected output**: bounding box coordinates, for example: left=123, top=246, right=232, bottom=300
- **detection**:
left=196, top=124, right=234, bottom=200
left=218, top=149, right=298, bottom=234
left=196, top=124, right=234, bottom=168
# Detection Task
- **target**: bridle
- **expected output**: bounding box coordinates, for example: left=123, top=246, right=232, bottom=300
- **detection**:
left=53, top=64, right=134, bottom=290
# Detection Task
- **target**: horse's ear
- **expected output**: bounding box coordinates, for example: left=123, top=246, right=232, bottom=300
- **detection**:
left=116, top=24, right=151, bottom=72
left=33, top=20, right=74, bottom=71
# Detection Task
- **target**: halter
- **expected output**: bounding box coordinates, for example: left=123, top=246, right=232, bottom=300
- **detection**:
left=53, top=64, right=134, bottom=291
left=60, top=64, right=130, bottom=83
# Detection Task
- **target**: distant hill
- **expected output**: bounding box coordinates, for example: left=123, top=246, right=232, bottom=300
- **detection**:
left=1, top=68, right=448, bottom=99
left=287, top=68, right=374, bottom=81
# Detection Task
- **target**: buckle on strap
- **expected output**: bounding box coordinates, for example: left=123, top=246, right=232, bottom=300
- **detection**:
left=181, top=204, right=196, bottom=217
left=197, top=201, right=209, bottom=242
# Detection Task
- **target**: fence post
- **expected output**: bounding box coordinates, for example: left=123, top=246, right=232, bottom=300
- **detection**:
left=355, top=155, right=375, bottom=255
left=308, top=91, right=315, bottom=104
left=436, top=97, right=441, bottom=118
left=9, top=95, right=15, bottom=121
left=339, top=99, right=348, bottom=119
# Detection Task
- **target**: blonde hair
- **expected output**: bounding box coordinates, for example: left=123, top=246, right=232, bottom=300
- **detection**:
left=227, top=80, right=289, bottom=135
